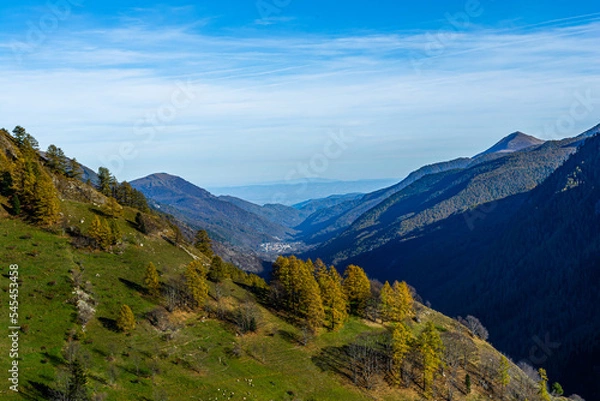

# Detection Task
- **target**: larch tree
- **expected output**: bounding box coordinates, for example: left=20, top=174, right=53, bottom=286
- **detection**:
left=88, top=215, right=111, bottom=250
left=102, top=197, right=123, bottom=218
left=418, top=321, right=445, bottom=398
left=297, top=258, right=324, bottom=333
left=116, top=304, right=136, bottom=332
left=391, top=322, right=413, bottom=386
left=326, top=265, right=348, bottom=330
left=145, top=262, right=161, bottom=297
left=185, top=260, right=209, bottom=309
left=31, top=170, right=61, bottom=226
left=538, top=368, right=551, bottom=401
left=342, top=264, right=371, bottom=316
left=379, top=281, right=394, bottom=322
left=498, top=355, right=511, bottom=397
left=392, top=281, right=414, bottom=322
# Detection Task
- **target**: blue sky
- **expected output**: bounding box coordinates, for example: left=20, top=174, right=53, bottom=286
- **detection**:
left=1, top=1, right=599, bottom=187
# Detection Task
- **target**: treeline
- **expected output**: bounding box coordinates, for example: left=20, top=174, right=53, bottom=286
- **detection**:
left=270, top=256, right=415, bottom=333
left=0, top=126, right=61, bottom=225
left=0, top=126, right=150, bottom=229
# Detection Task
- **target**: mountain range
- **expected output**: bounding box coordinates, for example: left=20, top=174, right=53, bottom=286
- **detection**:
left=130, top=124, right=600, bottom=399
left=0, top=126, right=553, bottom=401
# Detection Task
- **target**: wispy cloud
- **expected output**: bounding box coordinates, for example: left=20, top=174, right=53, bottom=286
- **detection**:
left=0, top=15, right=599, bottom=186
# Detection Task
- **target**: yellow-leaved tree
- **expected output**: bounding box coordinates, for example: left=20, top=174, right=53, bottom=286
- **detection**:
left=342, top=264, right=371, bottom=316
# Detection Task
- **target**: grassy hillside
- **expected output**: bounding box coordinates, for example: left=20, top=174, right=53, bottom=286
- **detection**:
left=0, top=127, right=569, bottom=400
left=0, top=194, right=556, bottom=401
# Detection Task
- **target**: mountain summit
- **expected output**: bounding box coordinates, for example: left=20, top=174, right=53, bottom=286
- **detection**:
left=475, top=131, right=545, bottom=158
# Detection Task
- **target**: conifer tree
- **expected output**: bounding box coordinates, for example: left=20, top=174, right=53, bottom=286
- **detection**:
left=144, top=262, right=161, bottom=297
left=317, top=263, right=348, bottom=330
left=185, top=261, right=209, bottom=309
left=392, top=281, right=414, bottom=322
left=88, top=215, right=111, bottom=249
left=31, top=170, right=61, bottom=226
left=116, top=304, right=136, bottom=332
left=97, top=167, right=113, bottom=196
left=498, top=355, right=511, bottom=397
left=102, top=197, right=123, bottom=218
left=417, top=321, right=445, bottom=398
left=194, top=229, right=213, bottom=257
left=300, top=263, right=325, bottom=333
left=329, top=268, right=349, bottom=330
left=391, top=323, right=413, bottom=385
left=208, top=255, right=228, bottom=282
left=46, top=144, right=67, bottom=174
left=108, top=219, right=121, bottom=245
left=342, top=264, right=371, bottom=316
left=538, top=368, right=551, bottom=401
left=12, top=126, right=27, bottom=146
left=68, top=158, right=83, bottom=180
left=379, top=281, right=394, bottom=322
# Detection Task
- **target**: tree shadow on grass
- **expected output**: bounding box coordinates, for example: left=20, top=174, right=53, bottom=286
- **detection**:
left=312, top=345, right=355, bottom=383
left=119, top=277, right=147, bottom=295
left=98, top=317, right=119, bottom=332
left=25, top=381, right=55, bottom=400
left=42, top=351, right=64, bottom=367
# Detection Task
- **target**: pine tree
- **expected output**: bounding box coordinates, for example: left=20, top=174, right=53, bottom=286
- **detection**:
left=342, top=264, right=371, bottom=316
left=97, top=167, right=113, bottom=196
left=538, top=368, right=551, bottom=401
left=208, top=255, right=228, bottom=282
left=145, top=262, right=161, bottom=297
left=116, top=304, right=136, bottom=332
left=185, top=261, right=209, bottom=309
left=194, top=229, right=213, bottom=257
left=68, top=158, right=83, bottom=180
left=12, top=126, right=27, bottom=146
left=391, top=323, right=413, bottom=385
left=418, top=321, right=445, bottom=398
left=46, top=144, right=67, bottom=174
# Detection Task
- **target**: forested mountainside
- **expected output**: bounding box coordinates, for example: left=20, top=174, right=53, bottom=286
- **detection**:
left=130, top=173, right=298, bottom=249
left=314, top=131, right=600, bottom=399
left=295, top=131, right=548, bottom=246
left=0, top=126, right=566, bottom=401
left=310, top=135, right=579, bottom=264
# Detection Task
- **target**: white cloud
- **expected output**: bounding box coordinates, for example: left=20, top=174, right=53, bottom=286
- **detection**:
left=0, top=18, right=599, bottom=186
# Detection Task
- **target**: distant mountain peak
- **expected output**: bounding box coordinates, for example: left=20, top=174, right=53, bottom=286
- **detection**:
left=475, top=131, right=545, bottom=158
left=577, top=123, right=600, bottom=138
